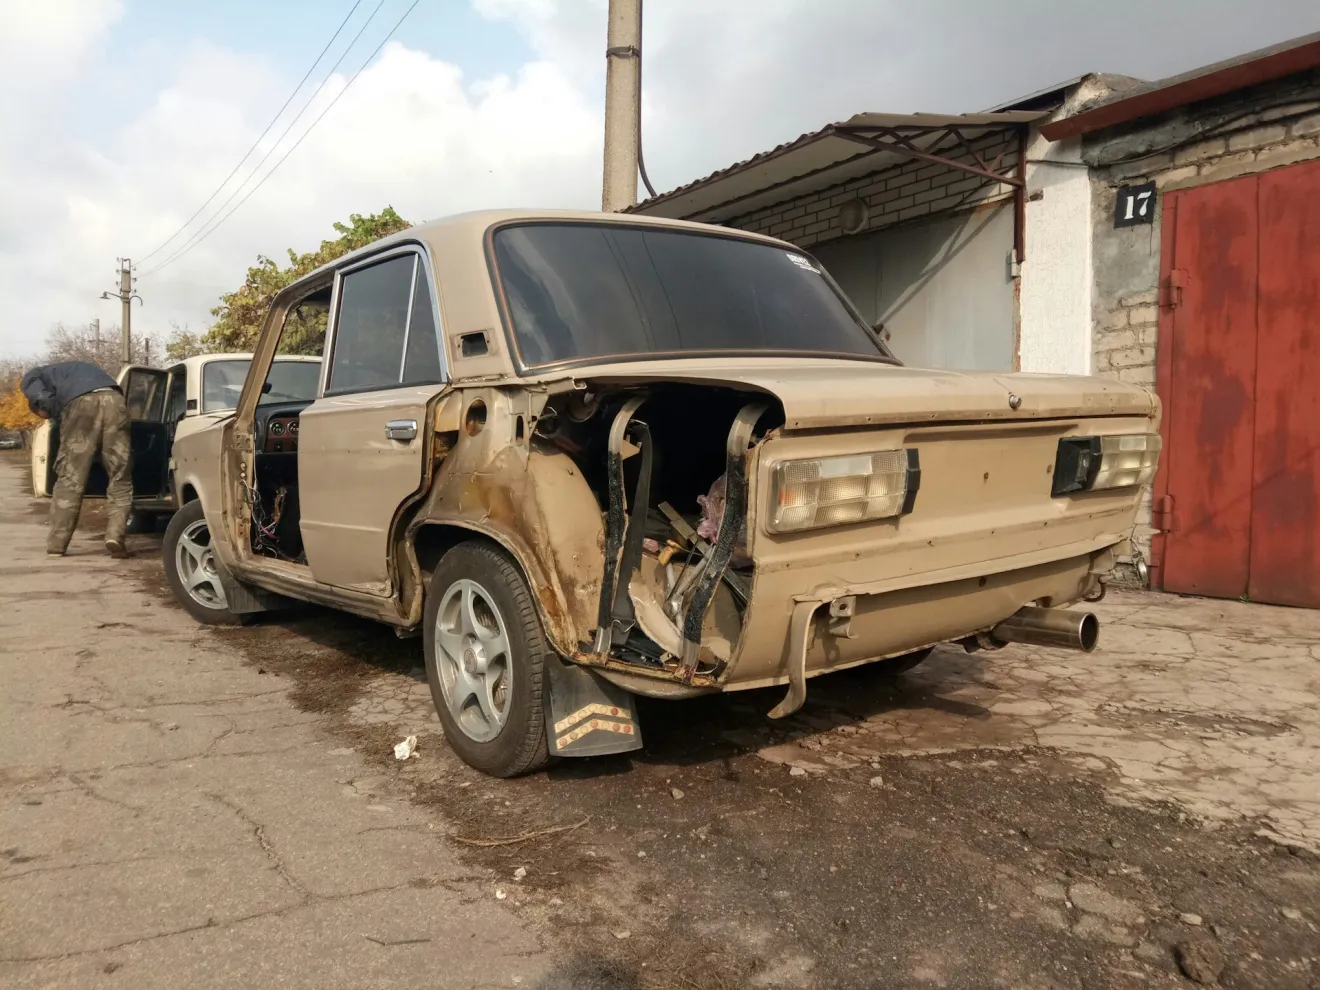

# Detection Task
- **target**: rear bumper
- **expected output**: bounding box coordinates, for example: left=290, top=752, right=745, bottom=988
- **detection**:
left=720, top=546, right=1110, bottom=692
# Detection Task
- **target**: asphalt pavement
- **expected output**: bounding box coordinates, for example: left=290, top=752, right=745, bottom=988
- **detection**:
left=2, top=452, right=1317, bottom=990
left=0, top=455, right=551, bottom=988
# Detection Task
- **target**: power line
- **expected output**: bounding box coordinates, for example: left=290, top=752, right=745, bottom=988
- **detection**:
left=137, top=0, right=364, bottom=265
left=141, top=0, right=423, bottom=280
left=141, top=0, right=405, bottom=279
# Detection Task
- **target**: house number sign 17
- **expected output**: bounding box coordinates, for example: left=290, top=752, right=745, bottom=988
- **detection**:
left=1114, top=182, right=1157, bottom=227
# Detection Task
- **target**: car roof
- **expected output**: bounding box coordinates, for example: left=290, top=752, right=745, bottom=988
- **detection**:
left=315, top=208, right=792, bottom=277
left=174, top=353, right=320, bottom=371
left=275, top=209, right=800, bottom=384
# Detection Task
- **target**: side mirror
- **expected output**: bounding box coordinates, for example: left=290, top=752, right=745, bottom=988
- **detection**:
left=262, top=381, right=273, bottom=395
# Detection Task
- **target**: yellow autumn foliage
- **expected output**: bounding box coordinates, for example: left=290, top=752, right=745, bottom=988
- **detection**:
left=0, top=381, right=41, bottom=432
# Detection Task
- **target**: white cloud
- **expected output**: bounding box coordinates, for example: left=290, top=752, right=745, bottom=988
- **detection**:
left=1, top=18, right=601, bottom=355
left=3, top=0, right=1318, bottom=357
left=2, top=0, right=123, bottom=79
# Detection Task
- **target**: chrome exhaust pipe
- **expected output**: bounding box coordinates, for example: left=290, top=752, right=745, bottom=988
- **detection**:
left=991, top=606, right=1099, bottom=652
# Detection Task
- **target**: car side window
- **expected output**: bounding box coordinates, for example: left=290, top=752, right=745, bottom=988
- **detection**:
left=124, top=369, right=168, bottom=421
left=327, top=255, right=415, bottom=393
left=164, top=369, right=187, bottom=422
left=402, top=261, right=443, bottom=385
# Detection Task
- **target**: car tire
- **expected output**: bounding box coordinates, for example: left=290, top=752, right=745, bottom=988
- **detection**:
left=424, top=540, right=551, bottom=778
left=162, top=501, right=244, bottom=626
left=877, top=647, right=934, bottom=676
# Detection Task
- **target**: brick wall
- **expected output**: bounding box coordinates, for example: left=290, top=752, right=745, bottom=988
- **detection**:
left=1085, top=70, right=1320, bottom=581
left=1092, top=288, right=1158, bottom=386
left=724, top=131, right=1020, bottom=247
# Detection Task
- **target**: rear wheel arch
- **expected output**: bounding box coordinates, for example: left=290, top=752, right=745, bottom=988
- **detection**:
left=410, top=521, right=576, bottom=655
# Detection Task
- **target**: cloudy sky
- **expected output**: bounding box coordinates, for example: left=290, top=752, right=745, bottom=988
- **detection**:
left=2, top=0, right=1317, bottom=358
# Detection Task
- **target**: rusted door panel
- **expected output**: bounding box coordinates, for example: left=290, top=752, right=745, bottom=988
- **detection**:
left=1160, top=175, right=1259, bottom=599
left=1249, top=159, right=1320, bottom=608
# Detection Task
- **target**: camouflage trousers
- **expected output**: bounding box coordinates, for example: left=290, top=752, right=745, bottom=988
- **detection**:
left=49, top=390, right=132, bottom=554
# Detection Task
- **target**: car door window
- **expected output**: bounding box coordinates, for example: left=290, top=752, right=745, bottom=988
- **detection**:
left=123, top=369, right=168, bottom=421
left=164, top=368, right=187, bottom=422
left=327, top=255, right=415, bottom=393
left=402, top=262, right=443, bottom=385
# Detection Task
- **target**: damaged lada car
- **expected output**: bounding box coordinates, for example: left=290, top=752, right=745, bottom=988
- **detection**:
left=162, top=209, right=1161, bottom=777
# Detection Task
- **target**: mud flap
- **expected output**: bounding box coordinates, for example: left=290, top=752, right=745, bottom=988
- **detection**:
left=546, top=661, right=643, bottom=758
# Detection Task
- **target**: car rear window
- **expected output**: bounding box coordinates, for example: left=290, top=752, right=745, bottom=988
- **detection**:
left=490, top=223, right=893, bottom=369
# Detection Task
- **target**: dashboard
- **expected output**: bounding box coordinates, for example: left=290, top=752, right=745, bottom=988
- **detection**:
left=254, top=400, right=313, bottom=455
left=265, top=416, right=300, bottom=453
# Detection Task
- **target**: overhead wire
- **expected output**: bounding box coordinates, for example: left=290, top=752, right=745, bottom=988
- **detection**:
left=140, top=0, right=390, bottom=277
left=137, top=0, right=364, bottom=265
left=142, top=0, right=421, bottom=279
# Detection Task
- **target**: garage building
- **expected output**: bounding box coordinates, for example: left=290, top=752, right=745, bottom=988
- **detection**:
left=1044, top=32, right=1320, bottom=607
left=632, top=32, right=1320, bottom=608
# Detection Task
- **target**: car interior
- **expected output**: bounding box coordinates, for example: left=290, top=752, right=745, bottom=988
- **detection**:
left=247, top=286, right=334, bottom=564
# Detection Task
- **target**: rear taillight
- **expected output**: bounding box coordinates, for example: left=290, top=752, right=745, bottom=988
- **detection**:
left=1052, top=434, right=1161, bottom=496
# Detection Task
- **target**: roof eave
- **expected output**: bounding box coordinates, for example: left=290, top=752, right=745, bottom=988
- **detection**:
left=1041, top=33, right=1320, bottom=141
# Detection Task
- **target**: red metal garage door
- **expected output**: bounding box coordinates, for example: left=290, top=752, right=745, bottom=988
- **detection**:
left=1153, top=158, right=1320, bottom=607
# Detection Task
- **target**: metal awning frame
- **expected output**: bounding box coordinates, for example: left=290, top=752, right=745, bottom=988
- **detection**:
left=829, top=120, right=1030, bottom=261
left=630, top=110, right=1040, bottom=260
left=831, top=122, right=1025, bottom=189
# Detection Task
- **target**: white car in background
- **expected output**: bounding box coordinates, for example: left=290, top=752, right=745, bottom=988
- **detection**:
left=31, top=353, right=320, bottom=526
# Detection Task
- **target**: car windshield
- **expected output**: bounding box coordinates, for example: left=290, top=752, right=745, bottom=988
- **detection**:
left=491, top=222, right=894, bottom=369
left=201, top=359, right=321, bottom=412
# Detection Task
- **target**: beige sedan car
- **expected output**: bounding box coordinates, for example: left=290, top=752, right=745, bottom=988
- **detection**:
left=163, top=209, right=1160, bottom=777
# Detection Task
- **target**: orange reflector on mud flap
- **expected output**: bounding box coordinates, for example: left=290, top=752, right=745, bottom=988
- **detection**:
left=546, top=661, right=643, bottom=758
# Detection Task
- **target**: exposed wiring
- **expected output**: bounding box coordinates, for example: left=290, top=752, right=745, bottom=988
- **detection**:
left=246, top=482, right=292, bottom=557
left=141, top=0, right=420, bottom=279
left=137, top=0, right=364, bottom=265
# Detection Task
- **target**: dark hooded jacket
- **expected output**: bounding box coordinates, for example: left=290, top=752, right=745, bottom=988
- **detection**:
left=21, top=362, right=119, bottom=419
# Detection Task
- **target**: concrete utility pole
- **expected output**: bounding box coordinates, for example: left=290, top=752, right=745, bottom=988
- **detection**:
left=601, top=0, right=642, bottom=212
left=92, top=318, right=101, bottom=365
left=118, top=260, right=133, bottom=364
left=101, top=259, right=141, bottom=367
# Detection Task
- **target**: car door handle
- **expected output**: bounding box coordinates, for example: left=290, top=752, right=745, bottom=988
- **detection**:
left=385, top=419, right=418, bottom=441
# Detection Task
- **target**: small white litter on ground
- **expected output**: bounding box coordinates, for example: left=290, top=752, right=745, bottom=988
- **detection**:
left=393, top=735, right=418, bottom=760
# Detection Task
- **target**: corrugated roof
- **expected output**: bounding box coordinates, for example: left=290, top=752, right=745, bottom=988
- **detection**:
left=628, top=110, right=1047, bottom=223
left=1041, top=31, right=1320, bottom=140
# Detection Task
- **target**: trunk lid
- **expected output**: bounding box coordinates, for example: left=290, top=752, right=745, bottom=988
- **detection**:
left=538, top=357, right=1156, bottom=430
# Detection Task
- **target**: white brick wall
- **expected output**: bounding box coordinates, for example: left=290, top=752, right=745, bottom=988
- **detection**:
left=724, top=131, right=1021, bottom=248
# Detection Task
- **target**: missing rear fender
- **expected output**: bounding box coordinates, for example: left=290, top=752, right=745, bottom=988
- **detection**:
left=406, top=383, right=781, bottom=680
left=536, top=383, right=782, bottom=682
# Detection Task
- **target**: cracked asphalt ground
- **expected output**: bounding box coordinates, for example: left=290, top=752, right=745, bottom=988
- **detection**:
left=0, top=456, right=550, bottom=988
left=3, top=453, right=1318, bottom=989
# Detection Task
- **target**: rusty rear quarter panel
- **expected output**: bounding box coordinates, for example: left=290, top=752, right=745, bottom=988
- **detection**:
left=409, top=386, right=605, bottom=656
